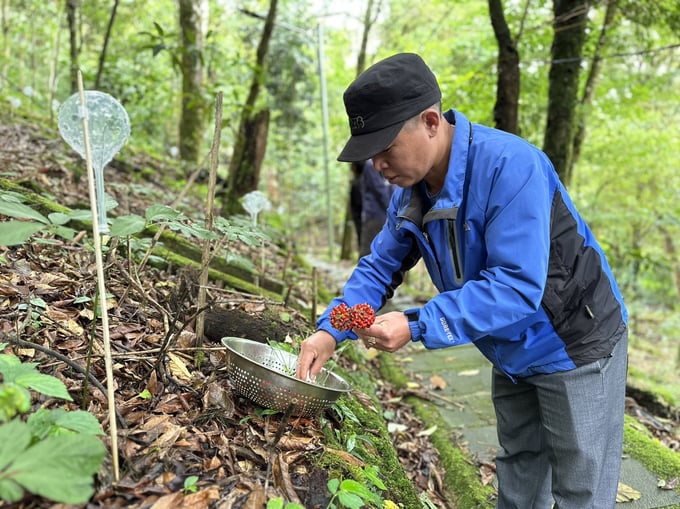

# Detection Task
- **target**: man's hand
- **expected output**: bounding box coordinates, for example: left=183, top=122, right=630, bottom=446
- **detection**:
left=353, top=311, right=411, bottom=352
left=296, top=330, right=337, bottom=381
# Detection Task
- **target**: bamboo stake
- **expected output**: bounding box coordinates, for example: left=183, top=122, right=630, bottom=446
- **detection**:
left=195, top=92, right=223, bottom=351
left=76, top=70, right=119, bottom=482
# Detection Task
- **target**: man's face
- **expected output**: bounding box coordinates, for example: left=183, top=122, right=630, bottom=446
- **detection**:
left=370, top=115, right=437, bottom=188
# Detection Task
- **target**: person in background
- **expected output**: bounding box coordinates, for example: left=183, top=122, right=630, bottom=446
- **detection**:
left=297, top=53, right=628, bottom=509
left=349, top=161, right=363, bottom=249
left=359, top=159, right=395, bottom=258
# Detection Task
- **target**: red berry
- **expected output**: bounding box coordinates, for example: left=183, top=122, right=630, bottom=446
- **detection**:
left=330, top=303, right=352, bottom=331
left=351, top=303, right=375, bottom=329
left=330, top=302, right=376, bottom=331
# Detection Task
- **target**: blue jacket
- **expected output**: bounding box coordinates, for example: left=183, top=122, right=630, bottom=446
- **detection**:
left=318, top=110, right=627, bottom=379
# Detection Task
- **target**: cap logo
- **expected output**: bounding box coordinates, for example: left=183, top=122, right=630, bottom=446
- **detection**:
left=349, top=115, right=365, bottom=131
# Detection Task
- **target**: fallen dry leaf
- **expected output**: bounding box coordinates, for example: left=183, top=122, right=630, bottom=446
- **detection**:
left=323, top=447, right=366, bottom=467
left=417, top=425, right=438, bottom=437
left=616, top=482, right=642, bottom=502
left=458, top=369, right=480, bottom=377
left=658, top=476, right=679, bottom=490
left=430, top=374, right=447, bottom=390
left=167, top=351, right=193, bottom=382
left=479, top=462, right=496, bottom=486
left=273, top=453, right=303, bottom=504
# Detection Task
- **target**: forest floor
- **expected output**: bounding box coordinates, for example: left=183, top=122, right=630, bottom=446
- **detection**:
left=0, top=116, right=678, bottom=508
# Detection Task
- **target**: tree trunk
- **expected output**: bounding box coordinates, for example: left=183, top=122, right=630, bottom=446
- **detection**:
left=339, top=0, right=379, bottom=260
left=94, top=0, right=120, bottom=89
left=1, top=0, right=10, bottom=82
left=488, top=0, right=520, bottom=134
left=570, top=0, right=618, bottom=174
left=222, top=0, right=277, bottom=216
left=178, top=0, right=208, bottom=164
left=66, top=0, right=79, bottom=93
left=542, top=0, right=590, bottom=186
left=226, top=108, right=270, bottom=212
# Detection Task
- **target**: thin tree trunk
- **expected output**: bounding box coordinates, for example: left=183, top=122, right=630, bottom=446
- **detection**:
left=66, top=0, right=79, bottom=93
left=178, top=0, right=208, bottom=164
left=195, top=92, right=223, bottom=349
left=542, top=0, right=590, bottom=186
left=339, top=0, right=380, bottom=260
left=488, top=0, right=521, bottom=134
left=222, top=0, right=277, bottom=215
left=1, top=0, right=9, bottom=82
left=94, top=0, right=120, bottom=89
left=570, top=0, right=618, bottom=173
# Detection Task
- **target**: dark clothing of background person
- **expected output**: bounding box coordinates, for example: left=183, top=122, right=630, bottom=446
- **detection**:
left=349, top=162, right=363, bottom=248
left=359, top=159, right=395, bottom=257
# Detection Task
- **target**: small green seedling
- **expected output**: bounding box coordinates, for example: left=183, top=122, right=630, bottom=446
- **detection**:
left=183, top=475, right=199, bottom=494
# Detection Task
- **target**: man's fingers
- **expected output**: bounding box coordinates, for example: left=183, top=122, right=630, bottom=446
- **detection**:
left=295, top=331, right=337, bottom=380
left=296, top=349, right=315, bottom=380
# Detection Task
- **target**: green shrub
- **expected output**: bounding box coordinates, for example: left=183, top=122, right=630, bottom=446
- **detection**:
left=0, top=342, right=106, bottom=504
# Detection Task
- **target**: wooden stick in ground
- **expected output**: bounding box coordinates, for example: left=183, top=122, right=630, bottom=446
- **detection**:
left=76, top=70, right=120, bottom=482
left=311, top=267, right=318, bottom=324
left=195, top=92, right=223, bottom=351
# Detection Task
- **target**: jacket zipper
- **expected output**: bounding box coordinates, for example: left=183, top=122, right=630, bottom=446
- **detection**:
left=447, top=217, right=463, bottom=285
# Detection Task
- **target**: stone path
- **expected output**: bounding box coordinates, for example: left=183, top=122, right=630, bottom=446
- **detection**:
left=397, top=340, right=680, bottom=509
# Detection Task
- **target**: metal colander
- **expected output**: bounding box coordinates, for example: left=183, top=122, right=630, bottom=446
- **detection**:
left=221, top=337, right=352, bottom=417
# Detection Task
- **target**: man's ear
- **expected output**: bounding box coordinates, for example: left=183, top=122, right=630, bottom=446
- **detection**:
left=422, top=109, right=442, bottom=135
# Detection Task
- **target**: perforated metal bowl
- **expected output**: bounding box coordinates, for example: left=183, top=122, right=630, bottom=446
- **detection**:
left=221, top=337, right=352, bottom=417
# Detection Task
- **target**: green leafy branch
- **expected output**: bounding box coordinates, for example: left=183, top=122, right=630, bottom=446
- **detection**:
left=0, top=193, right=269, bottom=273
left=326, top=465, right=386, bottom=509
left=0, top=192, right=91, bottom=246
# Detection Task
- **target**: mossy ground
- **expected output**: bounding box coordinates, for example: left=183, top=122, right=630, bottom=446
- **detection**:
left=322, top=345, right=425, bottom=508
left=623, top=415, right=680, bottom=486
left=378, top=353, right=495, bottom=508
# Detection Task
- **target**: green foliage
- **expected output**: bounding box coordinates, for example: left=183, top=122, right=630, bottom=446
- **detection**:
left=182, top=475, right=199, bottom=494
left=326, top=468, right=385, bottom=509
left=265, top=465, right=386, bottom=509
left=318, top=383, right=423, bottom=507
left=619, top=0, right=680, bottom=32
left=0, top=343, right=106, bottom=504
left=0, top=193, right=81, bottom=246
left=267, top=497, right=305, bottom=509
left=0, top=193, right=270, bottom=279
left=0, top=350, right=72, bottom=417
left=0, top=419, right=106, bottom=504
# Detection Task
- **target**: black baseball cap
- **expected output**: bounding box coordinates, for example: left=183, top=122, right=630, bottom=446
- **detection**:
left=337, top=53, right=442, bottom=162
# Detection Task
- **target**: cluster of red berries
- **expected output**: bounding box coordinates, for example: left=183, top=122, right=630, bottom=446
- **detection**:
left=329, top=302, right=376, bottom=331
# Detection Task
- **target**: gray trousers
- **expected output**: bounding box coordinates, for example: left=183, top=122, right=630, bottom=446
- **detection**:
left=492, top=330, right=628, bottom=509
